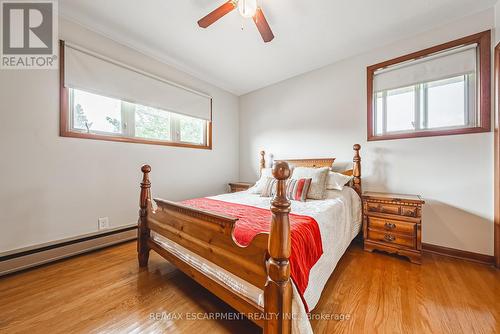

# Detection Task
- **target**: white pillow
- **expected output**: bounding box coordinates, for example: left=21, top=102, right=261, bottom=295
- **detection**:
left=324, top=189, right=343, bottom=199
left=248, top=168, right=273, bottom=194
left=291, top=167, right=329, bottom=200
left=326, top=171, right=353, bottom=191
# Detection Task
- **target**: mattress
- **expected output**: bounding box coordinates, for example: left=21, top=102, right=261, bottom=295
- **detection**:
left=151, top=186, right=362, bottom=333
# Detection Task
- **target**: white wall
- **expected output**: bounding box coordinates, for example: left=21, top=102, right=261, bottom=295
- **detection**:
left=495, top=1, right=500, bottom=44
left=240, top=10, right=495, bottom=255
left=0, top=18, right=239, bottom=253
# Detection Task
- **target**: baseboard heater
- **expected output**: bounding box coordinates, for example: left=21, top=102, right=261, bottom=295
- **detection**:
left=0, top=225, right=137, bottom=276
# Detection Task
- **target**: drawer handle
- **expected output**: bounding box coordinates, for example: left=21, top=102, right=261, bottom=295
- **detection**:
left=384, top=234, right=395, bottom=242
left=384, top=222, right=396, bottom=229
left=404, top=211, right=416, bottom=217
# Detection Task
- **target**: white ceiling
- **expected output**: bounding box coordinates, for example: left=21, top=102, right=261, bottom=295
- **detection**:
left=59, top=0, right=497, bottom=95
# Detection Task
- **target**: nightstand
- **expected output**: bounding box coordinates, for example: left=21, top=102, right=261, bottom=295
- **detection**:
left=362, top=192, right=424, bottom=264
left=228, top=182, right=253, bottom=193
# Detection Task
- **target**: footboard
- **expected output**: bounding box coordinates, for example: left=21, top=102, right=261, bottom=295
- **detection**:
left=137, top=163, right=293, bottom=334
left=149, top=198, right=268, bottom=289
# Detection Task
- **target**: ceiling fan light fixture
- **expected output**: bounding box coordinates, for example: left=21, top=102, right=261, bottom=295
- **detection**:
left=197, top=0, right=274, bottom=43
left=238, top=0, right=257, bottom=18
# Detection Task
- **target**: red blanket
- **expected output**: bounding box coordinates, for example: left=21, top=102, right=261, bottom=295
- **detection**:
left=181, top=197, right=323, bottom=311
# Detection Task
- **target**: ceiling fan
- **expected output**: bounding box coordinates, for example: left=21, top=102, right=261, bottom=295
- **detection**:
left=197, top=0, right=274, bottom=43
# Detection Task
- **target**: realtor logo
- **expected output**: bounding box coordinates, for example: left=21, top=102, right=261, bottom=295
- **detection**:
left=1, top=0, right=58, bottom=69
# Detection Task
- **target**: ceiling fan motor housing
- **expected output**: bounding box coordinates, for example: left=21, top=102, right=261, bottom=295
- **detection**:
left=238, top=0, right=258, bottom=18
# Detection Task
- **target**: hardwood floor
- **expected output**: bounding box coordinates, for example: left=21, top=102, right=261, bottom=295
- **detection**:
left=0, top=241, right=498, bottom=334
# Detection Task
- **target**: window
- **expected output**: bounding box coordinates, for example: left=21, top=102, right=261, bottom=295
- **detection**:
left=373, top=74, right=476, bottom=135
left=368, top=31, right=490, bottom=141
left=69, top=88, right=207, bottom=145
left=68, top=88, right=208, bottom=146
left=60, top=41, right=212, bottom=149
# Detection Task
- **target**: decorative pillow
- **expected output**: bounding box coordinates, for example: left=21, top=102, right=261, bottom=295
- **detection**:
left=260, top=177, right=312, bottom=202
left=248, top=168, right=273, bottom=194
left=291, top=167, right=329, bottom=200
left=326, top=172, right=353, bottom=191
left=260, top=177, right=277, bottom=197
left=286, top=178, right=312, bottom=202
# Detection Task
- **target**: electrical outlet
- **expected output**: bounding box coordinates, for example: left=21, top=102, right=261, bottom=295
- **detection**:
left=98, top=217, right=110, bottom=230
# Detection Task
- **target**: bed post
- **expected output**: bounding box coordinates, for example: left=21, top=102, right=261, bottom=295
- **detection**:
left=138, top=165, right=152, bottom=267
left=260, top=150, right=266, bottom=175
left=352, top=144, right=362, bottom=196
left=264, top=161, right=292, bottom=334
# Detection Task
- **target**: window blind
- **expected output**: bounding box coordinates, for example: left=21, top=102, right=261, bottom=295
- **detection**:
left=373, top=44, right=477, bottom=93
left=64, top=43, right=212, bottom=121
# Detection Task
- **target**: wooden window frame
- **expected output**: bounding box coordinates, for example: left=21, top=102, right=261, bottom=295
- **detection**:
left=59, top=40, right=213, bottom=150
left=494, top=42, right=500, bottom=268
left=367, top=30, right=491, bottom=141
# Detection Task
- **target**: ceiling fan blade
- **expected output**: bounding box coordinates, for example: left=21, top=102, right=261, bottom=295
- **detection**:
left=253, top=7, right=274, bottom=43
left=198, top=1, right=236, bottom=28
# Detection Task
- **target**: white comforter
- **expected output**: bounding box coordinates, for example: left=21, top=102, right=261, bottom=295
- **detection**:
left=153, top=187, right=362, bottom=333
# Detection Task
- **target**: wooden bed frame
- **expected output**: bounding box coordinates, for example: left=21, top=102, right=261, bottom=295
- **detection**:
left=137, top=144, right=362, bottom=334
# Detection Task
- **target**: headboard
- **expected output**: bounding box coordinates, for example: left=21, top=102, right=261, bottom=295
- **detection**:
left=259, top=144, right=362, bottom=196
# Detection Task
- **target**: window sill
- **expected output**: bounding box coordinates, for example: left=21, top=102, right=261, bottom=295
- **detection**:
left=368, top=125, right=490, bottom=141
left=60, top=129, right=212, bottom=150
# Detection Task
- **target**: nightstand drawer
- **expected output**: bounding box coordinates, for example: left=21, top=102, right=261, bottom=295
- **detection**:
left=228, top=182, right=253, bottom=193
left=366, top=202, right=401, bottom=215
left=367, top=229, right=415, bottom=249
left=230, top=185, right=249, bottom=192
left=401, top=206, right=418, bottom=218
left=368, top=217, right=416, bottom=235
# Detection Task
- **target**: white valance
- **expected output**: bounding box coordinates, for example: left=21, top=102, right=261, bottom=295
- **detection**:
left=373, top=44, right=477, bottom=92
left=64, top=43, right=212, bottom=120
